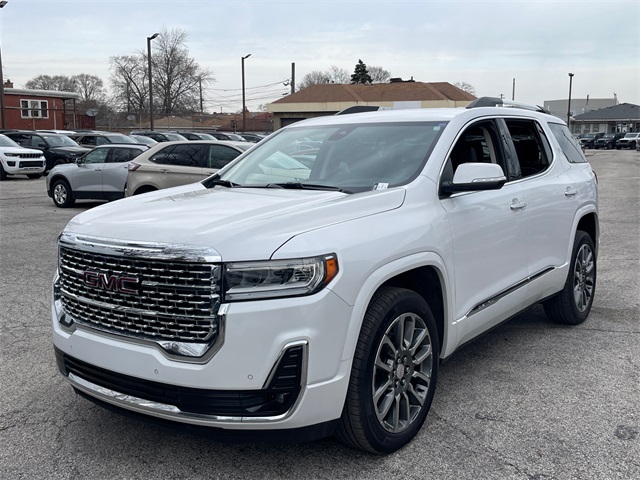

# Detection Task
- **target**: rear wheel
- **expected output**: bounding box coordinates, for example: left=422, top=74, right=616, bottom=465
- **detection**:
left=543, top=231, right=596, bottom=325
left=52, top=179, right=75, bottom=207
left=336, top=287, right=439, bottom=453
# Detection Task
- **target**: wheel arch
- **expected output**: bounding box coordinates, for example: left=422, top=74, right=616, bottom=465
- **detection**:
left=50, top=175, right=73, bottom=197
left=341, top=253, right=452, bottom=365
left=574, top=209, right=599, bottom=259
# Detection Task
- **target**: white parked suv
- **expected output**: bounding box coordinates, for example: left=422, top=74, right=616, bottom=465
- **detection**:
left=51, top=98, right=599, bottom=453
left=0, top=133, right=46, bottom=180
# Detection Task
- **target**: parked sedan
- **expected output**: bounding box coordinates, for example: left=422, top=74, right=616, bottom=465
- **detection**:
left=0, top=134, right=46, bottom=180
left=125, top=140, right=245, bottom=196
left=46, top=144, right=147, bottom=207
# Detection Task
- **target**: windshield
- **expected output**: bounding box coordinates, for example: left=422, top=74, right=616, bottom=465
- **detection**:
left=0, top=134, right=20, bottom=147
left=166, top=133, right=188, bottom=141
left=108, top=134, right=137, bottom=144
left=216, top=122, right=445, bottom=193
left=42, top=134, right=80, bottom=147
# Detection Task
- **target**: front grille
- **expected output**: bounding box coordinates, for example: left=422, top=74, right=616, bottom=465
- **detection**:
left=19, top=160, right=44, bottom=167
left=18, top=153, right=42, bottom=159
left=55, top=346, right=304, bottom=417
left=58, top=245, right=221, bottom=343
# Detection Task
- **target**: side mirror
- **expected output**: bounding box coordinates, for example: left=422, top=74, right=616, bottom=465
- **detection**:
left=442, top=163, right=506, bottom=194
left=76, top=157, right=85, bottom=166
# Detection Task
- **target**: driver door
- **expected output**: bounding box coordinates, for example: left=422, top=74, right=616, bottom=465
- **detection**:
left=71, top=148, right=109, bottom=196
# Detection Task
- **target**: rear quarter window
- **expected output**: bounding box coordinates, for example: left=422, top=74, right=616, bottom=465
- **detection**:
left=548, top=123, right=587, bottom=163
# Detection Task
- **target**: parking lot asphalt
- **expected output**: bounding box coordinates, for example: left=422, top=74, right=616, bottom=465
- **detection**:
left=1, top=150, right=639, bottom=479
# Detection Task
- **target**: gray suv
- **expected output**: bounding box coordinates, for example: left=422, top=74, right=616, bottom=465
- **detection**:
left=46, top=144, right=147, bottom=207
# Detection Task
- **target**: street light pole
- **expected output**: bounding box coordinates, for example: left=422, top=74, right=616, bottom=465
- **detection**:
left=147, top=33, right=159, bottom=131
left=0, top=1, right=8, bottom=130
left=567, top=72, right=574, bottom=127
left=242, top=53, right=251, bottom=132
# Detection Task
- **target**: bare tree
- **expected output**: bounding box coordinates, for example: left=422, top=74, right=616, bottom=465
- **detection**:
left=109, top=54, right=150, bottom=113
left=109, top=27, right=214, bottom=116
left=74, top=74, right=106, bottom=104
left=454, top=81, right=477, bottom=96
left=368, top=66, right=391, bottom=84
left=151, top=28, right=214, bottom=114
left=297, top=66, right=351, bottom=90
left=25, top=75, right=77, bottom=92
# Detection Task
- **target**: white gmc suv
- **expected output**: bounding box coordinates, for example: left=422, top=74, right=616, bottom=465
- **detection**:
left=52, top=98, right=598, bottom=453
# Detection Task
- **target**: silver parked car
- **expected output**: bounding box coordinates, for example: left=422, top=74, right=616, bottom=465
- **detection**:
left=46, top=144, right=147, bottom=207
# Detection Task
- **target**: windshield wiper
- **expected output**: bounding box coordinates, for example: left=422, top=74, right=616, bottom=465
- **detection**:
left=203, top=177, right=241, bottom=189
left=265, top=182, right=352, bottom=193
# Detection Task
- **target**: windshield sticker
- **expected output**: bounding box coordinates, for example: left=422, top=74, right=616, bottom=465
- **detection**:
left=374, top=183, right=389, bottom=190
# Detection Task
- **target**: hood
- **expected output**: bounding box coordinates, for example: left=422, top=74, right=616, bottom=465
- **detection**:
left=0, top=146, right=44, bottom=156
left=50, top=145, right=91, bottom=154
left=65, top=183, right=406, bottom=260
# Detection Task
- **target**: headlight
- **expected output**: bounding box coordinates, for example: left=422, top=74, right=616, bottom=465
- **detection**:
left=5, top=153, right=20, bottom=157
left=223, top=254, right=338, bottom=301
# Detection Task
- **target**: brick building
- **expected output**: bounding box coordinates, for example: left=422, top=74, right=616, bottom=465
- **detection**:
left=0, top=82, right=94, bottom=131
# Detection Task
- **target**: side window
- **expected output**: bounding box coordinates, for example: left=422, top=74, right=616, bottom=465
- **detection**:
left=206, top=145, right=242, bottom=169
left=548, top=123, right=587, bottom=164
left=504, top=119, right=551, bottom=178
left=446, top=120, right=504, bottom=176
left=8, top=134, right=29, bottom=146
left=151, top=144, right=203, bottom=167
left=80, top=136, right=97, bottom=146
left=31, top=135, right=47, bottom=148
left=95, top=136, right=109, bottom=146
left=108, top=148, right=134, bottom=163
left=83, top=148, right=109, bottom=164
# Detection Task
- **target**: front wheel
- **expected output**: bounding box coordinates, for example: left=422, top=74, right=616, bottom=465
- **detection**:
left=543, top=230, right=596, bottom=325
left=336, top=287, right=439, bottom=453
left=52, top=179, right=75, bottom=207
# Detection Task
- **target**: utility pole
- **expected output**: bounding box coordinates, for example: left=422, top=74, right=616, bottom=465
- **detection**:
left=291, top=62, right=295, bottom=94
left=147, top=32, right=159, bottom=131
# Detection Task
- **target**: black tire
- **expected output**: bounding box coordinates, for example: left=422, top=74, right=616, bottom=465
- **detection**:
left=0, top=164, right=6, bottom=181
left=336, top=287, right=439, bottom=454
left=27, top=173, right=43, bottom=179
left=543, top=230, right=596, bottom=325
left=133, top=186, right=157, bottom=195
left=52, top=179, right=75, bottom=207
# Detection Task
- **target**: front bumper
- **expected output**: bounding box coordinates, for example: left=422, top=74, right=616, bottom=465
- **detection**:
left=52, top=284, right=354, bottom=430
left=1, top=158, right=45, bottom=175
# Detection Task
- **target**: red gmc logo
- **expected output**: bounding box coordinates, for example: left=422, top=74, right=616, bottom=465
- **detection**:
left=82, top=271, right=140, bottom=294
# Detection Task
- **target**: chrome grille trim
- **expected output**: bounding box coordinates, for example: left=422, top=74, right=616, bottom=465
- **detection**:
left=57, top=233, right=223, bottom=356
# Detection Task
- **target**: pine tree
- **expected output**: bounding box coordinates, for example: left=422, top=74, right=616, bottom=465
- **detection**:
left=350, top=60, right=373, bottom=85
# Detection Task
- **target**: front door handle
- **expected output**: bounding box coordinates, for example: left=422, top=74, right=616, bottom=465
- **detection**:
left=510, top=199, right=527, bottom=210
left=565, top=187, right=578, bottom=197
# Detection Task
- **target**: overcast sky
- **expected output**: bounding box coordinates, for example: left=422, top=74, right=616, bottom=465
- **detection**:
left=1, top=0, right=638, bottom=113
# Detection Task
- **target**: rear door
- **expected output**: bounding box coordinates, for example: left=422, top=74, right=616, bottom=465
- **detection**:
left=203, top=144, right=242, bottom=175
left=500, top=118, right=578, bottom=280
left=149, top=143, right=207, bottom=189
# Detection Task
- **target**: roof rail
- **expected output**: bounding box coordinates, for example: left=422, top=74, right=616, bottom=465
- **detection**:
left=466, top=96, right=551, bottom=114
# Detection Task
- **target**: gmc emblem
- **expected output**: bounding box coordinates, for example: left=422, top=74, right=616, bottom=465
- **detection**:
left=82, top=271, right=140, bottom=294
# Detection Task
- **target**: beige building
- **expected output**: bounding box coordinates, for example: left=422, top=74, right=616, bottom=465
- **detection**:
left=267, top=80, right=476, bottom=130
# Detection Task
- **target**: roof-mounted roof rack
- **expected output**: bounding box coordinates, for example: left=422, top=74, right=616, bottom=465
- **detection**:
left=466, top=96, right=551, bottom=114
